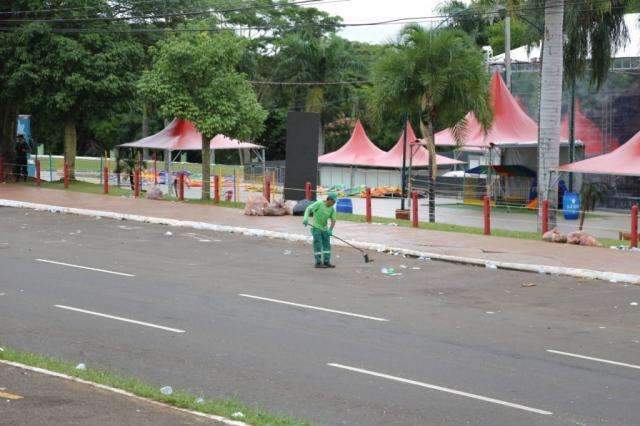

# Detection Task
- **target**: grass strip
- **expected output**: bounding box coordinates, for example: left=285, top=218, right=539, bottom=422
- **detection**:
left=0, top=345, right=310, bottom=426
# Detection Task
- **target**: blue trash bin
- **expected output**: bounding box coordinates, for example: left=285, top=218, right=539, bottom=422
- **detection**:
left=336, top=198, right=353, bottom=214
left=563, top=192, right=580, bottom=220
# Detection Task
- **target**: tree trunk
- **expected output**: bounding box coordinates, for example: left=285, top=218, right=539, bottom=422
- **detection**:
left=537, top=0, right=565, bottom=231
left=63, top=120, right=77, bottom=179
left=201, top=133, right=211, bottom=200
left=419, top=118, right=437, bottom=223
left=0, top=105, right=18, bottom=177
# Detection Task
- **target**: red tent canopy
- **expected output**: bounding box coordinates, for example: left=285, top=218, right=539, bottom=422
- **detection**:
left=319, top=119, right=385, bottom=166
left=558, top=129, right=640, bottom=176
left=435, top=73, right=539, bottom=148
left=561, top=103, right=618, bottom=157
left=370, top=123, right=462, bottom=168
left=119, top=119, right=263, bottom=151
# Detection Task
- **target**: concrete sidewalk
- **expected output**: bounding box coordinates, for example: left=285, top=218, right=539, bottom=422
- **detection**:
left=1, top=185, right=638, bottom=279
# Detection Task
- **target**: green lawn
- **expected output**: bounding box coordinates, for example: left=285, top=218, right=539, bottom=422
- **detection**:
left=19, top=180, right=622, bottom=248
left=0, top=345, right=310, bottom=426
left=42, top=156, right=241, bottom=177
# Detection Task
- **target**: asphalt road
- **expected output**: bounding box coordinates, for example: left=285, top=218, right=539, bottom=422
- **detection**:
left=0, top=364, right=209, bottom=425
left=0, top=207, right=639, bottom=425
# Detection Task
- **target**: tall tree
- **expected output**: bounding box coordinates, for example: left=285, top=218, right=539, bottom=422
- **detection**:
left=537, top=0, right=565, bottom=227
left=138, top=29, right=266, bottom=200
left=373, top=26, right=492, bottom=222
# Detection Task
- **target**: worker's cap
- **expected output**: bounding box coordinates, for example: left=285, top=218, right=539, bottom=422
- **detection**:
left=327, top=192, right=338, bottom=202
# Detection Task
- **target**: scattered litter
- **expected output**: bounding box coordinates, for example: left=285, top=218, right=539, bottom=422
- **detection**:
left=438, top=292, right=444, bottom=295
left=160, top=386, right=173, bottom=395
left=198, top=239, right=211, bottom=243
left=485, top=311, right=496, bottom=314
left=283, top=250, right=292, bottom=255
left=630, top=302, right=639, bottom=306
left=399, top=265, right=407, bottom=269
left=599, top=326, right=606, bottom=329
left=610, top=278, right=618, bottom=283
left=118, top=225, right=140, bottom=230
left=411, top=267, right=421, bottom=270
left=387, top=223, right=398, bottom=227
left=485, top=263, right=498, bottom=270
left=75, top=363, right=86, bottom=371
left=213, top=239, right=221, bottom=242
left=376, top=248, right=384, bottom=253
left=380, top=267, right=399, bottom=276
left=521, top=283, right=537, bottom=288
left=393, top=252, right=400, bottom=256
left=164, top=231, right=173, bottom=236
left=0, top=347, right=4, bottom=352
left=232, top=412, right=245, bottom=419
left=195, top=397, right=204, bottom=404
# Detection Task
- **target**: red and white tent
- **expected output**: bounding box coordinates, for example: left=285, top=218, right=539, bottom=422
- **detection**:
left=318, top=119, right=385, bottom=166
left=370, top=122, right=462, bottom=168
left=558, top=129, right=640, bottom=176
left=561, top=104, right=619, bottom=158
left=435, top=73, right=539, bottom=148
left=119, top=119, right=264, bottom=151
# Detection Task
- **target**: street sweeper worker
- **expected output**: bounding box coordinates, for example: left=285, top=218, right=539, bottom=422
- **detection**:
left=303, top=192, right=337, bottom=268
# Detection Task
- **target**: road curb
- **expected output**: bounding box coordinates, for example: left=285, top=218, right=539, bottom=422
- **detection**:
left=2, top=198, right=639, bottom=285
left=0, top=359, right=248, bottom=426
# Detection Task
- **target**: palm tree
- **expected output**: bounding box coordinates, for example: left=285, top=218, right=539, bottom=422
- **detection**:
left=372, top=25, right=492, bottom=222
left=537, top=0, right=565, bottom=228
left=537, top=0, right=628, bottom=229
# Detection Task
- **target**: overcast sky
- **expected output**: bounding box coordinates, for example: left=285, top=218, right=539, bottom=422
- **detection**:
left=308, top=0, right=449, bottom=44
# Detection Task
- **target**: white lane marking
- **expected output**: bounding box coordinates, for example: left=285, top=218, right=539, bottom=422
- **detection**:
left=36, top=259, right=134, bottom=277
left=54, top=305, right=185, bottom=333
left=238, top=294, right=389, bottom=322
left=328, top=363, right=553, bottom=416
left=547, top=349, right=640, bottom=370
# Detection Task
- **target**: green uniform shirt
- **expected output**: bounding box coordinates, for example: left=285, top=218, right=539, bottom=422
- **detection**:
left=303, top=200, right=336, bottom=230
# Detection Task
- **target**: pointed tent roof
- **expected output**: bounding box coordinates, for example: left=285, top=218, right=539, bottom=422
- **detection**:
left=371, top=122, right=463, bottom=168
left=558, top=129, right=640, bottom=176
left=118, top=119, right=263, bottom=151
left=435, top=73, right=539, bottom=148
left=319, top=119, right=385, bottom=166
left=560, top=103, right=617, bottom=157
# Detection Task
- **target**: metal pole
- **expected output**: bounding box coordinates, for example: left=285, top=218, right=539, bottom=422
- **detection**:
left=400, top=113, right=408, bottom=210
left=505, top=14, right=511, bottom=90
left=568, top=75, right=576, bottom=192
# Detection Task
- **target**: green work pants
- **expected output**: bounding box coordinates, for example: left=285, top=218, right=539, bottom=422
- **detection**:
left=311, top=227, right=331, bottom=265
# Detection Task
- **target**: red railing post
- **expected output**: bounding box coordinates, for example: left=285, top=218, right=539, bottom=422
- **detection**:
left=63, top=163, right=70, bottom=188
left=178, top=172, right=185, bottom=201
left=153, top=152, right=158, bottom=185
left=412, top=190, right=419, bottom=228
left=542, top=199, right=550, bottom=235
left=264, top=175, right=271, bottom=202
left=305, top=181, right=312, bottom=201
left=103, top=166, right=109, bottom=194
left=483, top=195, right=491, bottom=235
left=214, top=175, right=220, bottom=203
left=0, top=155, right=4, bottom=183
left=35, top=159, right=41, bottom=186
left=134, top=167, right=140, bottom=197
left=365, top=187, right=372, bottom=223
left=631, top=204, right=638, bottom=249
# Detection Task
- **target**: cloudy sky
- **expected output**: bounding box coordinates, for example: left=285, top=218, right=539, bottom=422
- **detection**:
left=309, top=0, right=449, bottom=44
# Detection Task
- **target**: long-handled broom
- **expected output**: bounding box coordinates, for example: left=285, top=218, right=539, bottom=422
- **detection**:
left=309, top=224, right=373, bottom=263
